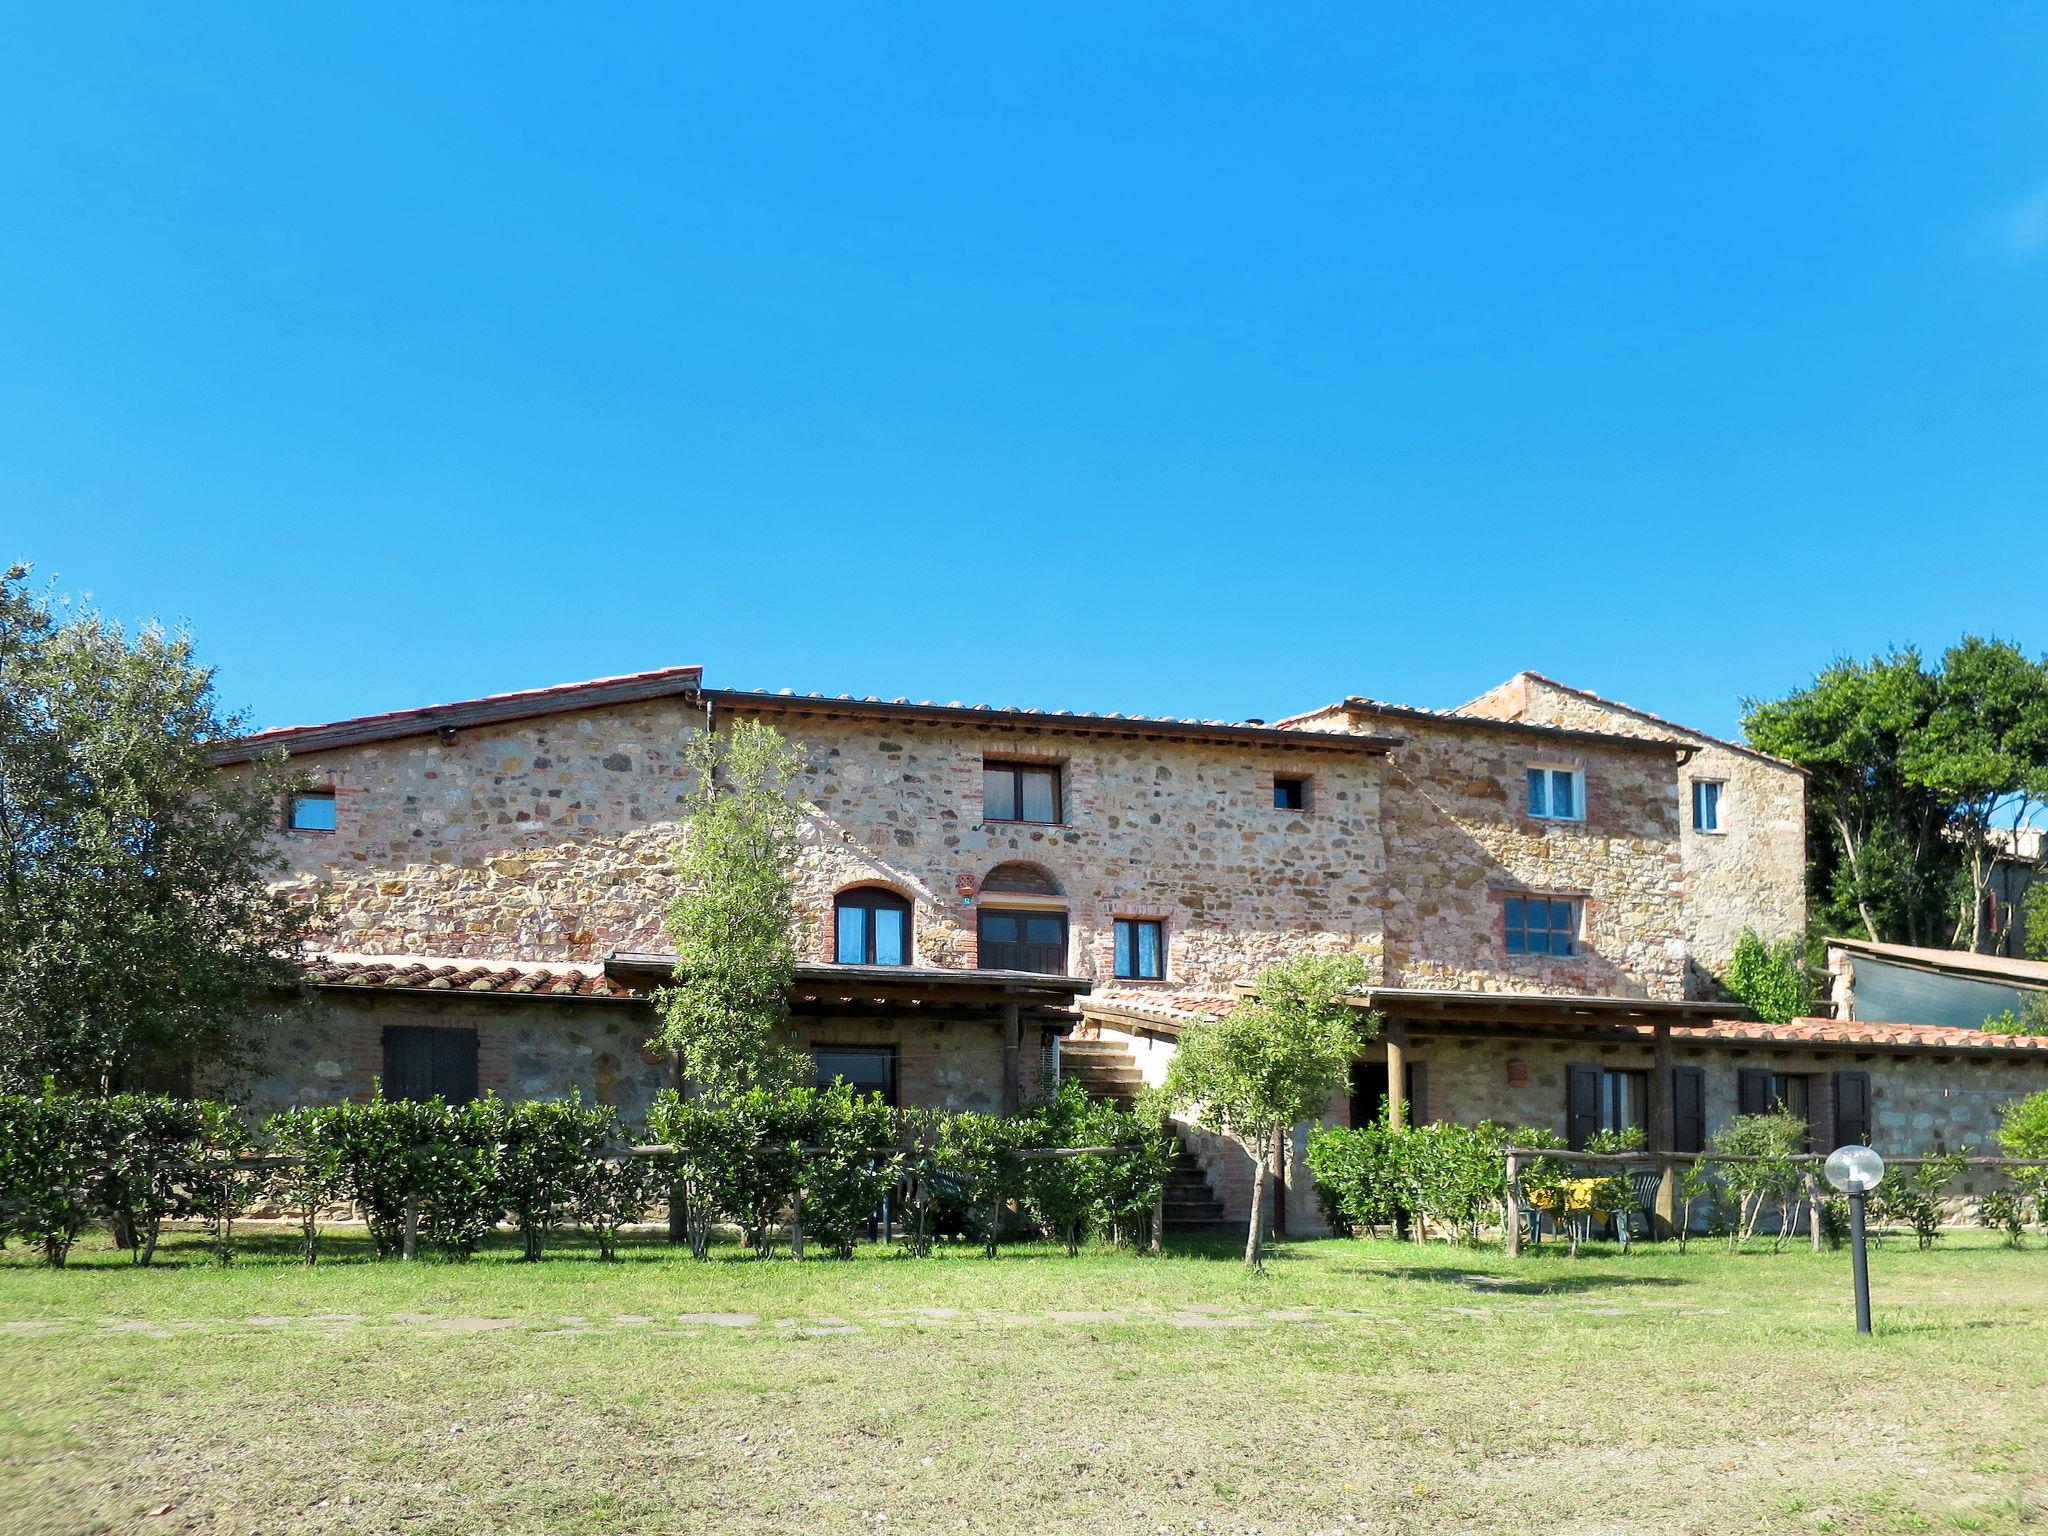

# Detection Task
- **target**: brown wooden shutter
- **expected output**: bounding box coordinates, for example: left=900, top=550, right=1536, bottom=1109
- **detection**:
left=1566, top=1063, right=1601, bottom=1150
left=1405, top=1062, right=1428, bottom=1127
left=1671, top=1065, right=1706, bottom=1155
left=1736, top=1067, right=1771, bottom=1117
left=1832, top=1070, right=1872, bottom=1148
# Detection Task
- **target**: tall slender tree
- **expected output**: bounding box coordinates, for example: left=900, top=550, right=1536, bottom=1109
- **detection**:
left=0, top=565, right=304, bottom=1093
left=654, top=716, right=810, bottom=1099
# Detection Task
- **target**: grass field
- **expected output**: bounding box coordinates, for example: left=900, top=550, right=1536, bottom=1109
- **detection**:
left=3, top=1226, right=2045, bottom=1536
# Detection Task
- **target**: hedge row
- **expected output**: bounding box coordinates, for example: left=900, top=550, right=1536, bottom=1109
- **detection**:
left=0, top=1079, right=1170, bottom=1267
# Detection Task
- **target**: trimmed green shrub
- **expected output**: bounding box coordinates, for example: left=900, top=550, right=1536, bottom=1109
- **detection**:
left=1977, top=1186, right=2028, bottom=1248
left=574, top=1153, right=662, bottom=1261
left=1712, top=1111, right=1808, bottom=1251
left=934, top=1109, right=1031, bottom=1258
left=795, top=1083, right=902, bottom=1260
left=498, top=1094, right=614, bottom=1261
left=0, top=1095, right=110, bottom=1266
left=1873, top=1150, right=1968, bottom=1250
left=263, top=1106, right=347, bottom=1264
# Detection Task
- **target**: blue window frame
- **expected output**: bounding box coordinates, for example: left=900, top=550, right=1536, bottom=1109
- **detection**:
left=1692, top=780, right=1723, bottom=832
left=1113, top=918, right=1165, bottom=980
left=834, top=888, right=910, bottom=965
left=1504, top=896, right=1579, bottom=956
left=1526, top=767, right=1582, bottom=821
left=288, top=790, right=337, bottom=832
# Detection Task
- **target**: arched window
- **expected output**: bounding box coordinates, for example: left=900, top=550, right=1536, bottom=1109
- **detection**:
left=981, top=862, right=1064, bottom=897
left=835, top=887, right=912, bottom=966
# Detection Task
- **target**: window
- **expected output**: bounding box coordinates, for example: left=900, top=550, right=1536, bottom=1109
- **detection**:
left=288, top=789, right=337, bottom=832
left=1273, top=776, right=1309, bottom=811
left=1565, top=1063, right=1644, bottom=1149
left=1739, top=1068, right=1810, bottom=1121
left=984, top=761, right=1061, bottom=824
left=1504, top=895, right=1579, bottom=956
left=979, top=909, right=1069, bottom=974
left=811, top=1045, right=897, bottom=1106
left=1692, top=780, right=1724, bottom=833
left=834, top=888, right=911, bottom=966
left=1599, top=1069, right=1648, bottom=1136
left=383, top=1026, right=478, bottom=1104
left=1113, top=918, right=1165, bottom=980
left=1526, top=767, right=1583, bottom=821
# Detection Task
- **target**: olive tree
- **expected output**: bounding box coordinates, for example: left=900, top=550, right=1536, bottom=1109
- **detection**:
left=1162, top=952, right=1372, bottom=1268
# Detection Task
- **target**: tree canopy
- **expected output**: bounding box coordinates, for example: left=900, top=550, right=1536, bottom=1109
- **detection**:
left=1162, top=951, right=1371, bottom=1267
left=0, top=565, right=304, bottom=1093
left=1743, top=637, right=2048, bottom=950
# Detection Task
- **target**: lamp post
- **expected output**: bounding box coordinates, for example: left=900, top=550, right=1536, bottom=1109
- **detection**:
left=1823, top=1145, right=1885, bottom=1336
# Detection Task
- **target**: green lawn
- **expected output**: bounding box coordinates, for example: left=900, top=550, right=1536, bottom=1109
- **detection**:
left=3, top=1226, right=2045, bottom=1536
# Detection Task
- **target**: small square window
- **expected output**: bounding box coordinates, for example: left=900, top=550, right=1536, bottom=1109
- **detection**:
left=288, top=790, right=337, bottom=832
left=983, top=761, right=1062, bottom=824
left=1273, top=776, right=1309, bottom=811
left=1113, top=918, right=1165, bottom=980
left=1504, top=895, right=1580, bottom=957
left=1692, top=780, right=1724, bottom=833
left=1526, top=767, right=1583, bottom=822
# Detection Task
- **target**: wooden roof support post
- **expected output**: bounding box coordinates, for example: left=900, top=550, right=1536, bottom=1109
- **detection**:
left=1652, top=1022, right=1677, bottom=1239
left=1504, top=1152, right=1523, bottom=1258
left=1384, top=1020, right=1409, bottom=1130
left=1001, top=1001, right=1022, bottom=1116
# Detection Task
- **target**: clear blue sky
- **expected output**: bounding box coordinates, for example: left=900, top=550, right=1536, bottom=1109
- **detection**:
left=5, top=7, right=2046, bottom=740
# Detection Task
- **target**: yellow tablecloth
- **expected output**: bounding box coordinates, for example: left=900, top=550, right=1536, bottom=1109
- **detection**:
left=1527, top=1178, right=1611, bottom=1219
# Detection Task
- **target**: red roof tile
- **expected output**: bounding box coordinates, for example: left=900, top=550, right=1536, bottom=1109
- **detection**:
left=302, top=955, right=645, bottom=1000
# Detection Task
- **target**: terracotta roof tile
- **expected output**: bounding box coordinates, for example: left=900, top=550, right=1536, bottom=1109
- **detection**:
left=301, top=955, right=645, bottom=1001
left=1680, top=1017, right=2048, bottom=1052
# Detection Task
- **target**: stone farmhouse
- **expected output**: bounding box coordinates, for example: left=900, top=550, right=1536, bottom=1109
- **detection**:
left=213, top=665, right=2048, bottom=1233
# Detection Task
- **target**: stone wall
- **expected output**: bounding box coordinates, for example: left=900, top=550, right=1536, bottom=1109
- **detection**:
left=1290, top=708, right=1688, bottom=998
left=1458, top=674, right=1808, bottom=985
left=233, top=994, right=1044, bottom=1125
left=1397, top=1033, right=2046, bottom=1166
left=263, top=698, right=1391, bottom=1002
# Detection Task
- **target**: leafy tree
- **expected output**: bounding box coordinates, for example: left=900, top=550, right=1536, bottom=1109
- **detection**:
left=1872, top=1150, right=1967, bottom=1251
left=573, top=1152, right=662, bottom=1262
left=1723, top=927, right=1817, bottom=1024
left=1982, top=992, right=2048, bottom=1037
left=0, top=566, right=306, bottom=1094
left=264, top=1106, right=347, bottom=1264
left=1996, top=1089, right=2048, bottom=1219
left=1161, top=952, right=1371, bottom=1268
left=1907, top=638, right=2048, bottom=950
left=932, top=1108, right=1030, bottom=1258
left=795, top=1083, right=902, bottom=1259
left=1977, top=1186, right=2028, bottom=1248
left=497, top=1094, right=613, bottom=1261
left=2023, top=877, right=2048, bottom=963
left=1712, top=1111, right=1808, bottom=1251
left=1744, top=638, right=2048, bottom=950
left=1742, top=648, right=1954, bottom=946
left=654, top=718, right=809, bottom=1100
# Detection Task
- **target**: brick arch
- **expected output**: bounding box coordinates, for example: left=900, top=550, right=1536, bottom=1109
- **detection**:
left=981, top=861, right=1066, bottom=899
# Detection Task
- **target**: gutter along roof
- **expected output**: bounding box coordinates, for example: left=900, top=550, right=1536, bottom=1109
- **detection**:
left=1273, top=698, right=1687, bottom=757
left=701, top=688, right=1399, bottom=755
left=213, top=666, right=706, bottom=764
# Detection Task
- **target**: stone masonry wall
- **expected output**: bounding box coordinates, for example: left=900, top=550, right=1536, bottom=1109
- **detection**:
left=262, top=699, right=1391, bottom=1004
left=1290, top=709, right=1688, bottom=998
left=234, top=996, right=1040, bottom=1126
left=1459, top=675, right=1808, bottom=986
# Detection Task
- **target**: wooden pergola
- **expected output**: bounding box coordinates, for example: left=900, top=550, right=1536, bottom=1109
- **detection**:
left=1351, top=986, right=1742, bottom=1234
left=603, top=952, right=1092, bottom=1113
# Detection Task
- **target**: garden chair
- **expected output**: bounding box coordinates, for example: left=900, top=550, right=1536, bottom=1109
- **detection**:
left=1509, top=1182, right=1544, bottom=1246
left=1613, top=1168, right=1662, bottom=1252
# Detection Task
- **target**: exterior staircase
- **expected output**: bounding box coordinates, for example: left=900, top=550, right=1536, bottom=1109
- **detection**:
left=1061, top=1033, right=1230, bottom=1230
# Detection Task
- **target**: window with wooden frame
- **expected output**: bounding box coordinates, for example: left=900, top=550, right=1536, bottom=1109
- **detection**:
left=1273, top=775, right=1309, bottom=811
left=1692, top=779, right=1725, bottom=833
left=1565, top=1063, right=1647, bottom=1148
left=287, top=788, right=337, bottom=832
left=983, top=760, right=1062, bottom=824
left=1526, top=766, right=1584, bottom=821
left=382, top=1026, right=479, bottom=1104
left=1113, top=918, right=1165, bottom=980
left=1503, top=895, right=1580, bottom=957
left=811, top=1044, right=898, bottom=1106
left=834, top=887, right=911, bottom=966
left=1738, top=1067, right=1820, bottom=1149
left=978, top=908, right=1068, bottom=974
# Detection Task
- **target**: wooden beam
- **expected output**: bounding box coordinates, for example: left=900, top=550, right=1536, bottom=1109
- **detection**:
left=1652, top=1022, right=1676, bottom=1238
left=1385, top=1020, right=1408, bottom=1130
left=1001, top=1002, right=1022, bottom=1116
